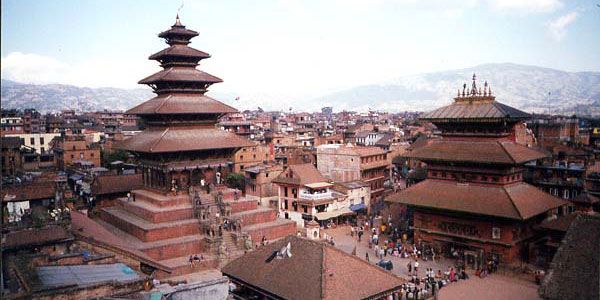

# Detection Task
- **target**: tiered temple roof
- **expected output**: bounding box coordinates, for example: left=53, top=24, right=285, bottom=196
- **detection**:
left=121, top=16, right=253, bottom=154
left=388, top=75, right=566, bottom=220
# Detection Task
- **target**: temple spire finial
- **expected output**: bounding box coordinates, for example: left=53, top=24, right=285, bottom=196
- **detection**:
left=174, top=13, right=182, bottom=26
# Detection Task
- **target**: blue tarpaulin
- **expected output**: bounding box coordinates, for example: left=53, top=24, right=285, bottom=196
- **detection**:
left=350, top=203, right=367, bottom=211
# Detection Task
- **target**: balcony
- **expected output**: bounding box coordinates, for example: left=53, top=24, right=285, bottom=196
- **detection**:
left=360, top=160, right=389, bottom=170
left=299, top=192, right=334, bottom=200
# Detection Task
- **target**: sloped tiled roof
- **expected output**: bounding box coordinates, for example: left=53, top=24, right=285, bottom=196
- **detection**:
left=119, top=127, right=254, bottom=153
left=540, top=213, right=600, bottom=300
left=272, top=163, right=329, bottom=186
left=222, top=236, right=405, bottom=300
left=149, top=45, right=210, bottom=60
left=2, top=182, right=56, bottom=202
left=386, top=180, right=566, bottom=220
left=3, top=226, right=72, bottom=250
left=421, top=100, right=530, bottom=121
left=126, top=94, right=238, bottom=115
left=91, top=174, right=143, bottom=195
left=138, top=67, right=222, bottom=84
left=407, top=140, right=548, bottom=165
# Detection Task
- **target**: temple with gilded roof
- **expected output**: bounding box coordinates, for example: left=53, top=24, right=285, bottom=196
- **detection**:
left=387, top=75, right=567, bottom=267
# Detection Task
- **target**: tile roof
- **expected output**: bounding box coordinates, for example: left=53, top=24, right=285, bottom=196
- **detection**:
left=3, top=226, right=72, bottom=250
left=570, top=192, right=600, bottom=205
left=386, top=180, right=567, bottom=220
left=421, top=100, right=530, bottom=121
left=2, top=182, right=56, bottom=202
left=138, top=67, right=222, bottom=84
left=149, top=44, right=210, bottom=60
left=91, top=174, right=143, bottom=195
left=222, top=236, right=405, bottom=300
left=1, top=136, right=23, bottom=149
left=538, top=212, right=582, bottom=233
left=272, top=163, right=329, bottom=186
left=407, top=140, right=548, bottom=165
left=126, top=94, right=238, bottom=115
left=540, top=213, right=600, bottom=300
left=119, top=127, right=254, bottom=153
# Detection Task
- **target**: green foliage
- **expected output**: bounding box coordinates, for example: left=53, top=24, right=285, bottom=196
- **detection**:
left=225, top=173, right=246, bottom=191
left=102, top=149, right=129, bottom=166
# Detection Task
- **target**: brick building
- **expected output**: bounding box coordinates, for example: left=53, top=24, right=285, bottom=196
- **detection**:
left=387, top=75, right=567, bottom=267
left=52, top=135, right=101, bottom=169
left=244, top=163, right=284, bottom=207
left=232, top=144, right=271, bottom=173
left=273, top=164, right=348, bottom=227
left=316, top=144, right=389, bottom=201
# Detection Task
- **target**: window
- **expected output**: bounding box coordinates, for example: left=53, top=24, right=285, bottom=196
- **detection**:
left=240, top=155, right=244, bottom=160
left=284, top=187, right=288, bottom=197
left=361, top=196, right=365, bottom=204
left=70, top=154, right=74, bottom=159
left=240, top=165, right=244, bottom=170
left=40, top=137, right=45, bottom=144
left=563, top=190, right=569, bottom=199
left=40, top=147, right=45, bottom=153
left=266, top=173, right=269, bottom=178
left=80, top=153, right=84, bottom=159
left=90, top=153, right=94, bottom=157
left=492, top=227, right=501, bottom=240
left=30, top=137, right=35, bottom=145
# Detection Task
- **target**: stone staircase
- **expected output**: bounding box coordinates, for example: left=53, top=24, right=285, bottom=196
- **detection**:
left=97, top=186, right=296, bottom=280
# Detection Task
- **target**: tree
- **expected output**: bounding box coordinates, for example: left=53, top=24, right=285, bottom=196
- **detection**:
left=225, top=173, right=246, bottom=191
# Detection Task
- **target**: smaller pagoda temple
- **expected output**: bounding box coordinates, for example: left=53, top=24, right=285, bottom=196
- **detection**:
left=387, top=75, right=567, bottom=267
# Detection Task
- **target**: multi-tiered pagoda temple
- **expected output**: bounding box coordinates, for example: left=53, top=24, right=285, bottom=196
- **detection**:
left=121, top=15, right=253, bottom=191
left=96, top=17, right=295, bottom=280
left=388, top=75, right=567, bottom=267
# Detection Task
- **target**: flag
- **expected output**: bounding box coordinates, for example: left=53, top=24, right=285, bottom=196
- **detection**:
left=235, top=96, right=240, bottom=101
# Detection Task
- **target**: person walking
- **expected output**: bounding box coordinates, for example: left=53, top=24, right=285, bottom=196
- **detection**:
left=407, top=261, right=412, bottom=274
left=365, top=252, right=370, bottom=262
left=414, top=260, right=419, bottom=275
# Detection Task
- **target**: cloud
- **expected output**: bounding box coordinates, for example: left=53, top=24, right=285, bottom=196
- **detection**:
left=1, top=52, right=155, bottom=89
left=547, top=11, right=578, bottom=41
left=488, top=0, right=563, bottom=13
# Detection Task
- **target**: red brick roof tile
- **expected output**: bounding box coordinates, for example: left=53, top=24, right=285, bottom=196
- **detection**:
left=386, top=180, right=566, bottom=220
left=222, top=236, right=404, bottom=300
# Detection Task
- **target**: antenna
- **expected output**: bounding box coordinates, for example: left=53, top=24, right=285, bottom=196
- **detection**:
left=177, top=0, right=184, bottom=15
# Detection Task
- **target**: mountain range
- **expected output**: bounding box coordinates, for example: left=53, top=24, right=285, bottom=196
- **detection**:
left=2, top=63, right=600, bottom=116
left=315, top=63, right=600, bottom=116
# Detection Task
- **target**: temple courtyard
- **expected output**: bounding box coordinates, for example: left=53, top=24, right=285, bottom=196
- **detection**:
left=322, top=226, right=540, bottom=300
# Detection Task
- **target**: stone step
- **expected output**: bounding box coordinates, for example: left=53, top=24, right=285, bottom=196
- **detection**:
left=229, top=199, right=259, bottom=214
left=230, top=207, right=277, bottom=227
left=243, top=219, right=297, bottom=245
left=139, top=235, right=205, bottom=261
left=117, top=198, right=193, bottom=223
left=99, top=207, right=200, bottom=242
left=132, top=189, right=191, bottom=207
left=155, top=255, right=219, bottom=279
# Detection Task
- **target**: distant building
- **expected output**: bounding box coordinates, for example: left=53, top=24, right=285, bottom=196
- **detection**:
left=5, top=133, right=60, bottom=154
left=52, top=135, right=101, bottom=169
left=317, top=144, right=389, bottom=200
left=233, top=144, right=270, bottom=172
left=273, top=164, right=348, bottom=227
left=321, top=106, right=333, bottom=115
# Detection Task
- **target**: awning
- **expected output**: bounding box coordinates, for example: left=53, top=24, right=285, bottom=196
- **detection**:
left=69, top=174, right=84, bottom=181
left=314, top=207, right=354, bottom=220
left=350, top=203, right=367, bottom=212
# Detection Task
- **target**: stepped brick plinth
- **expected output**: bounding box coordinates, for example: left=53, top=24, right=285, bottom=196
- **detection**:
left=139, top=235, right=205, bottom=261
left=229, top=199, right=258, bottom=214
left=99, top=207, right=200, bottom=242
left=118, top=198, right=193, bottom=223
left=231, top=208, right=277, bottom=227
left=244, top=220, right=297, bottom=243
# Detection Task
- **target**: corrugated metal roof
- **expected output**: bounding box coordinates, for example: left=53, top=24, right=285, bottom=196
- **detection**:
left=37, top=263, right=140, bottom=287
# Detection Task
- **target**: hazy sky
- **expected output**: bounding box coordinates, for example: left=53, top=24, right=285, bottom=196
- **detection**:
left=2, top=0, right=599, bottom=101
